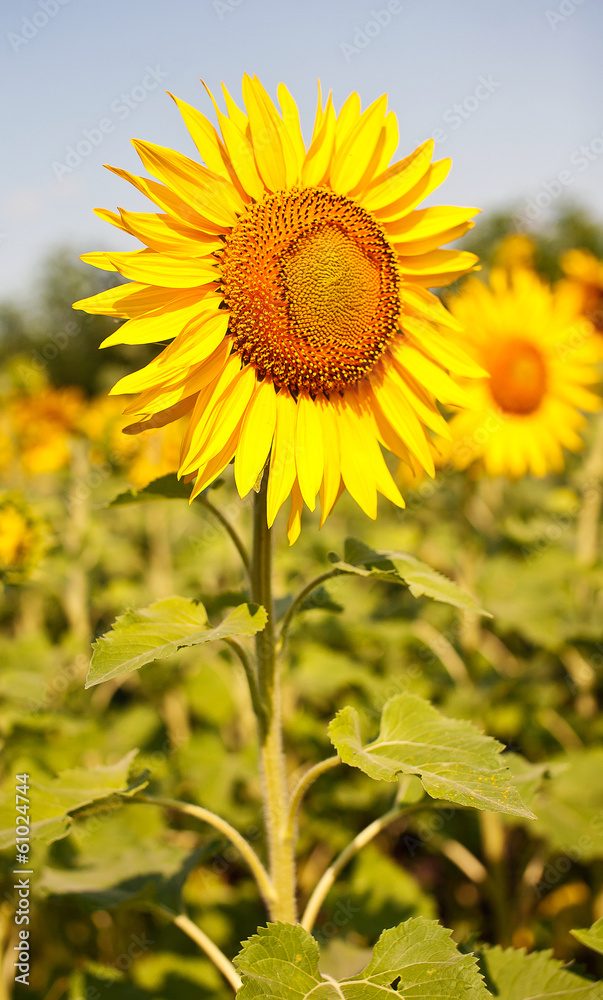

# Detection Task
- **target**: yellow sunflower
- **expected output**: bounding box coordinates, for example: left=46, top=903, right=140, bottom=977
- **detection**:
left=441, top=268, right=601, bottom=478
left=73, top=76, right=483, bottom=541
left=560, top=248, right=603, bottom=334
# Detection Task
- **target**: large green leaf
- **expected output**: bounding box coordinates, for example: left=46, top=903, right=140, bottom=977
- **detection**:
left=0, top=750, right=145, bottom=849
left=39, top=843, right=202, bottom=915
left=478, top=945, right=600, bottom=999
left=329, top=693, right=534, bottom=818
left=86, top=598, right=267, bottom=687
left=571, top=917, right=603, bottom=956
left=235, top=918, right=489, bottom=998
left=328, top=539, right=490, bottom=615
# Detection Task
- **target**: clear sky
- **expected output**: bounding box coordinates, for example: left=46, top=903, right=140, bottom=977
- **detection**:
left=1, top=0, right=602, bottom=303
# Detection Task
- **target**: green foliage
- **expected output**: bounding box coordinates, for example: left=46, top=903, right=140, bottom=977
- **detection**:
left=477, top=945, right=601, bottom=999
left=108, top=474, right=196, bottom=506
left=235, top=918, right=489, bottom=998
left=40, top=842, right=202, bottom=915
left=329, top=693, right=534, bottom=817
left=87, top=598, right=267, bottom=687
left=572, top=918, right=603, bottom=956
left=0, top=750, right=144, bottom=848
left=329, top=538, right=490, bottom=614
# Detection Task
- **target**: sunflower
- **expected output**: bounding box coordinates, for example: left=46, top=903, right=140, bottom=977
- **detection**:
left=560, top=248, right=603, bottom=334
left=73, top=76, right=483, bottom=542
left=441, top=268, right=601, bottom=478
left=0, top=494, right=46, bottom=584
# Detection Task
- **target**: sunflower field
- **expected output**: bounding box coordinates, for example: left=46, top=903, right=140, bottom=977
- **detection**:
left=2, top=75, right=603, bottom=1000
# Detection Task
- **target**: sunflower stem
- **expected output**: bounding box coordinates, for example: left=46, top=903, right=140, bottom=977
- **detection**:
left=252, top=477, right=297, bottom=922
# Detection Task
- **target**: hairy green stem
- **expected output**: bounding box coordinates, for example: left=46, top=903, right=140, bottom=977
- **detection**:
left=252, top=478, right=297, bottom=922
left=135, top=794, right=275, bottom=910
left=169, top=912, right=241, bottom=992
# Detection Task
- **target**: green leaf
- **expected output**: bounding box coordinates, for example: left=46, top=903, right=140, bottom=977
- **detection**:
left=478, top=945, right=600, bottom=999
left=571, top=917, right=603, bottom=956
left=328, top=539, right=490, bottom=616
left=107, top=473, right=226, bottom=507
left=86, top=598, right=267, bottom=687
left=528, top=748, right=603, bottom=861
left=235, top=918, right=489, bottom=998
left=0, top=750, right=145, bottom=849
left=106, top=474, right=194, bottom=506
left=329, top=693, right=534, bottom=818
left=39, top=843, right=202, bottom=916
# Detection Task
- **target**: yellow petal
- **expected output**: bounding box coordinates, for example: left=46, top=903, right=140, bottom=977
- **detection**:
left=334, top=92, right=361, bottom=151
left=278, top=83, right=306, bottom=174
left=397, top=249, right=479, bottom=278
left=295, top=392, right=324, bottom=511
left=287, top=480, right=304, bottom=545
left=373, top=158, right=452, bottom=222
left=100, top=297, right=212, bottom=348
left=267, top=390, right=297, bottom=526
left=251, top=74, right=300, bottom=187
left=104, top=164, right=222, bottom=232
left=335, top=396, right=378, bottom=518
left=132, top=139, right=242, bottom=226
left=360, top=139, right=434, bottom=212
left=117, top=208, right=223, bottom=255
left=371, top=372, right=435, bottom=474
left=400, top=316, right=488, bottom=378
left=316, top=395, right=341, bottom=525
left=386, top=205, right=479, bottom=239
left=74, top=282, right=181, bottom=318
left=391, top=341, right=471, bottom=406
left=180, top=360, right=254, bottom=474
left=234, top=378, right=277, bottom=497
left=330, top=95, right=388, bottom=194
left=100, top=249, right=220, bottom=288
left=168, top=92, right=232, bottom=181
left=401, top=285, right=463, bottom=331
left=302, top=96, right=335, bottom=187
left=189, top=424, right=240, bottom=498
left=241, top=74, right=287, bottom=192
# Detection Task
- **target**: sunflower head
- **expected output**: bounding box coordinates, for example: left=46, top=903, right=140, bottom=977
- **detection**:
left=441, top=268, right=602, bottom=478
left=73, top=76, right=485, bottom=541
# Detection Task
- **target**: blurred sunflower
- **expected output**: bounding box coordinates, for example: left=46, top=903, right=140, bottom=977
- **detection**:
left=441, top=268, right=601, bottom=478
left=74, top=76, right=484, bottom=541
left=0, top=495, right=47, bottom=584
left=560, top=248, right=603, bottom=334
left=7, top=386, right=84, bottom=477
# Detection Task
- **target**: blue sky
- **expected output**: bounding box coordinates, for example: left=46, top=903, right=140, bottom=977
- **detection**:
left=1, top=0, right=602, bottom=302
